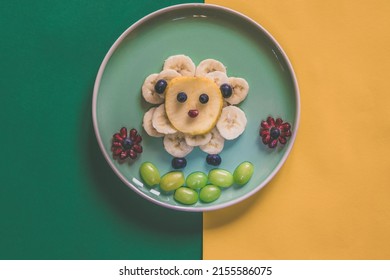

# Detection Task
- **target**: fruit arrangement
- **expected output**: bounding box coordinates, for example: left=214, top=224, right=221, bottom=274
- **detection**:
left=141, top=55, right=249, bottom=165
left=108, top=55, right=295, bottom=208
left=259, top=116, right=292, bottom=148
left=139, top=161, right=254, bottom=205
left=111, top=127, right=143, bottom=160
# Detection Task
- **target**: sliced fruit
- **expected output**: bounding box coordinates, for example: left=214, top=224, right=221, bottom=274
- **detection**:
left=163, top=54, right=196, bottom=76
left=184, top=132, right=212, bottom=146
left=224, top=77, right=249, bottom=105
left=216, top=106, right=247, bottom=140
left=143, top=107, right=164, bottom=137
left=152, top=104, right=177, bottom=134
left=141, top=73, right=164, bottom=104
left=165, top=76, right=223, bottom=135
left=206, top=71, right=228, bottom=86
left=163, top=132, right=194, bottom=157
left=195, top=59, right=226, bottom=77
left=199, top=128, right=224, bottom=154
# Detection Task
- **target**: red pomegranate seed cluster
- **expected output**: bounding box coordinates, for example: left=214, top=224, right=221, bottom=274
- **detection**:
left=112, top=127, right=143, bottom=160
left=260, top=116, right=292, bottom=148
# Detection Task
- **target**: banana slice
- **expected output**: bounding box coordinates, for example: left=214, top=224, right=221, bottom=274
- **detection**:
left=216, top=106, right=247, bottom=140
left=199, top=128, right=225, bottom=154
left=141, top=73, right=164, bottom=104
left=196, top=59, right=226, bottom=77
left=152, top=104, right=177, bottom=134
left=163, top=55, right=196, bottom=77
left=206, top=71, right=229, bottom=86
left=163, top=132, right=194, bottom=157
left=224, top=77, right=249, bottom=105
left=184, top=132, right=212, bottom=147
left=143, top=107, right=164, bottom=137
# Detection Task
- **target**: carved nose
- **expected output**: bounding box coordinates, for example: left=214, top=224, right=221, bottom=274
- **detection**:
left=188, top=109, right=199, bottom=118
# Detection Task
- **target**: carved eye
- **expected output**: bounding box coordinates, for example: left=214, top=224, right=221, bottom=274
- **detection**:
left=176, top=92, right=187, bottom=103
left=199, top=93, right=209, bottom=104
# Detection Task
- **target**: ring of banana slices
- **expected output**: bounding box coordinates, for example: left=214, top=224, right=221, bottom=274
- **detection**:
left=142, top=55, right=249, bottom=159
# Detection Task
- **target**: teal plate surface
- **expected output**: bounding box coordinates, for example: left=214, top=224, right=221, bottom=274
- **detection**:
left=93, top=3, right=300, bottom=212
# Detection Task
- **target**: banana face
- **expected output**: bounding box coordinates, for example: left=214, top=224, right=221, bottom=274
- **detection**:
left=165, top=76, right=223, bottom=136
left=141, top=55, right=249, bottom=157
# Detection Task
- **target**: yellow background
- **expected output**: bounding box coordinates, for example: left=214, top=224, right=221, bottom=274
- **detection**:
left=204, top=0, right=390, bottom=259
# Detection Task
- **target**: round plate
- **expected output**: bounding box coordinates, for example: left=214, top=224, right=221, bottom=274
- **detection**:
left=93, top=3, right=300, bottom=212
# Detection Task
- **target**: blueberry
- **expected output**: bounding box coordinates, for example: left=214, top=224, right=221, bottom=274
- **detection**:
left=206, top=154, right=222, bottom=166
left=220, top=83, right=232, bottom=98
left=122, top=138, right=133, bottom=149
left=199, top=93, right=209, bottom=104
left=154, top=79, right=167, bottom=94
left=171, top=157, right=187, bottom=169
left=177, top=92, right=187, bottom=103
left=270, top=127, right=281, bottom=139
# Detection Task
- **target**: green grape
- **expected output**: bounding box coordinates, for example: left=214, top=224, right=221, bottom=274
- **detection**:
left=199, top=185, right=221, bottom=203
left=160, top=171, right=185, bottom=192
left=208, top=169, right=233, bottom=188
left=174, top=187, right=198, bottom=205
left=139, top=162, right=161, bottom=186
left=233, top=161, right=254, bottom=185
left=186, top=171, right=208, bottom=189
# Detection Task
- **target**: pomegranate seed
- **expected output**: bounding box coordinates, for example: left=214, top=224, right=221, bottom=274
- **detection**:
left=275, top=118, right=283, bottom=127
left=130, top=128, right=137, bottom=137
left=279, top=136, right=287, bottom=144
left=260, top=129, right=269, bottom=137
left=281, top=122, right=291, bottom=131
left=261, top=121, right=270, bottom=129
left=119, top=150, right=128, bottom=159
left=282, top=130, right=292, bottom=137
left=113, top=148, right=123, bottom=156
left=267, top=116, right=275, bottom=126
left=129, top=150, right=137, bottom=159
left=130, top=129, right=137, bottom=139
left=120, top=127, right=127, bottom=138
left=133, top=144, right=143, bottom=153
left=113, top=133, right=123, bottom=142
left=262, top=134, right=271, bottom=144
left=269, top=139, right=278, bottom=148
left=135, top=135, right=142, bottom=143
left=112, top=141, right=122, bottom=147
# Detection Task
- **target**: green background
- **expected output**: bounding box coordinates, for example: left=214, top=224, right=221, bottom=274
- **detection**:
left=0, top=0, right=202, bottom=259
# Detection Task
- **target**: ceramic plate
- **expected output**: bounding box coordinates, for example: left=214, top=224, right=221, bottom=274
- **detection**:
left=93, top=3, right=300, bottom=212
